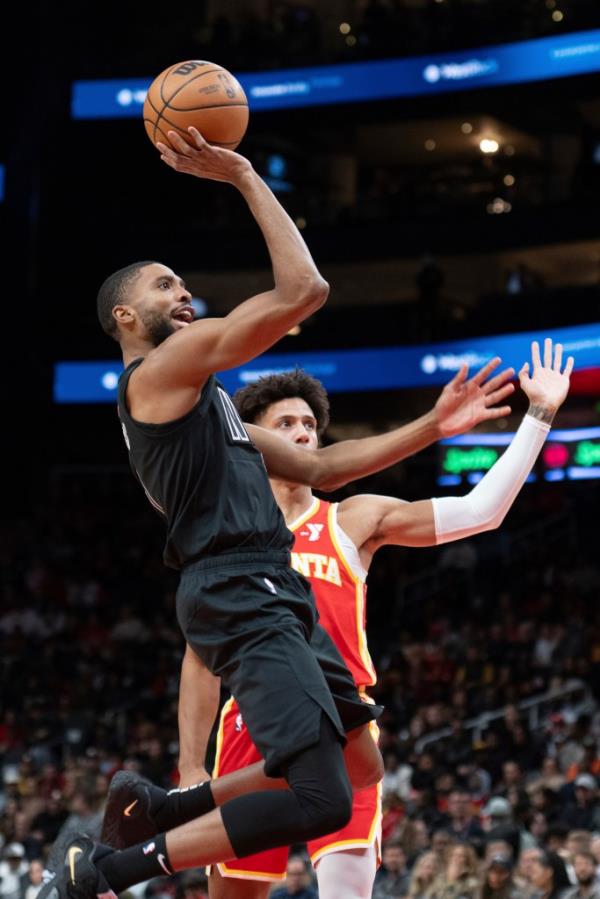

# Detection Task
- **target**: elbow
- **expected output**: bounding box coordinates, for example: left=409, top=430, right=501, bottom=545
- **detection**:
left=315, top=477, right=343, bottom=493
left=294, top=276, right=329, bottom=312
left=304, top=276, right=329, bottom=311
left=312, top=467, right=345, bottom=493
left=478, top=510, right=506, bottom=533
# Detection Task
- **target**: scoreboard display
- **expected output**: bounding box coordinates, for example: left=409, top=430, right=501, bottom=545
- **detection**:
left=438, top=427, right=600, bottom=486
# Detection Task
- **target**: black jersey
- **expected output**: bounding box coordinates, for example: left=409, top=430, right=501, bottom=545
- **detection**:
left=117, top=359, right=293, bottom=570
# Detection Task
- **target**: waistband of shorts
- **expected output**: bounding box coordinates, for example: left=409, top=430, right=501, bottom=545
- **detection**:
left=182, top=550, right=291, bottom=573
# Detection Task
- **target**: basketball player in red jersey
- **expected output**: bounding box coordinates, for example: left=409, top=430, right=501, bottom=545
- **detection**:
left=173, top=339, right=572, bottom=899
left=209, top=371, right=383, bottom=898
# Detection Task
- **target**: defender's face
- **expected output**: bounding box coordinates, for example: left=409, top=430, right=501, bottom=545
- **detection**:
left=126, top=263, right=194, bottom=346
left=258, top=398, right=319, bottom=450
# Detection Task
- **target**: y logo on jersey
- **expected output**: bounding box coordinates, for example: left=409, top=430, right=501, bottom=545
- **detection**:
left=235, top=712, right=244, bottom=733
left=301, top=523, right=324, bottom=542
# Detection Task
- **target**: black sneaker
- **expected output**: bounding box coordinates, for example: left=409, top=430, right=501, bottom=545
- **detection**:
left=101, top=770, right=161, bottom=850
left=39, top=833, right=116, bottom=899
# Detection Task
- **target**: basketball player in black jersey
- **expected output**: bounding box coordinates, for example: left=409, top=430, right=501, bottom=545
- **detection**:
left=39, top=127, right=515, bottom=899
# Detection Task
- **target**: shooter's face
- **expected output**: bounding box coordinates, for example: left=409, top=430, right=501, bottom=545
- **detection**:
left=129, top=263, right=195, bottom=347
left=258, top=398, right=319, bottom=450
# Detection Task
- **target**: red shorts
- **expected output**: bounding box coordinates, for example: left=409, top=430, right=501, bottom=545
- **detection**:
left=210, top=697, right=382, bottom=882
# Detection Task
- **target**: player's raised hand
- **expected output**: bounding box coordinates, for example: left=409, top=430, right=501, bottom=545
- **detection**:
left=433, top=356, right=515, bottom=438
left=519, top=338, right=574, bottom=416
left=156, top=127, right=253, bottom=185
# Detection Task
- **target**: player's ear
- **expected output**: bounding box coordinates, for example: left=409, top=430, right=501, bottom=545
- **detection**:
left=113, top=305, right=136, bottom=329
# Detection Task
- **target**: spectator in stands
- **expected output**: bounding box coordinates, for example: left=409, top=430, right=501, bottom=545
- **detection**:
left=21, top=859, right=44, bottom=899
left=0, top=844, right=28, bottom=899
left=29, top=792, right=68, bottom=849
left=547, top=825, right=571, bottom=855
left=174, top=870, right=208, bottom=899
left=565, top=739, right=600, bottom=785
left=270, top=854, right=317, bottom=899
left=441, top=790, right=485, bottom=847
left=529, top=811, right=550, bottom=846
left=373, top=841, right=411, bottom=899
left=562, top=776, right=600, bottom=830
left=394, top=819, right=431, bottom=866
left=527, top=759, right=566, bottom=795
left=428, top=843, right=480, bottom=899
left=59, top=786, right=103, bottom=841
left=562, top=852, right=600, bottom=899
left=407, top=851, right=442, bottom=899
left=383, top=750, right=413, bottom=800
left=514, top=848, right=544, bottom=899
left=498, top=762, right=526, bottom=797
left=529, top=850, right=571, bottom=899
left=565, top=832, right=592, bottom=861
left=482, top=854, right=526, bottom=899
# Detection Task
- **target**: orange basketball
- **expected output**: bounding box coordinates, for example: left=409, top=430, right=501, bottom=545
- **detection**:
left=143, top=60, right=249, bottom=150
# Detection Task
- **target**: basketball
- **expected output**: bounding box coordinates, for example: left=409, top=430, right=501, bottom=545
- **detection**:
left=143, top=60, right=249, bottom=150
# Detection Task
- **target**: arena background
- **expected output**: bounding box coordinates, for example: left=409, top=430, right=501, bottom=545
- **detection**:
left=2, top=2, right=600, bottom=897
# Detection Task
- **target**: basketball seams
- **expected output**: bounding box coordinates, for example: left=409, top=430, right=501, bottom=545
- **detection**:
left=165, top=102, right=248, bottom=112
left=144, top=89, right=165, bottom=145
left=159, top=66, right=227, bottom=107
left=145, top=61, right=248, bottom=149
left=156, top=66, right=227, bottom=143
left=144, top=119, right=173, bottom=147
left=146, top=97, right=247, bottom=142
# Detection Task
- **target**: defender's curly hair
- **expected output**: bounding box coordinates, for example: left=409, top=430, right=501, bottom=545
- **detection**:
left=233, top=369, right=330, bottom=435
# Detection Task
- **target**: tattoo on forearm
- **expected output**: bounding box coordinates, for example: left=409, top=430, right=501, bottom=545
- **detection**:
left=528, top=404, right=555, bottom=425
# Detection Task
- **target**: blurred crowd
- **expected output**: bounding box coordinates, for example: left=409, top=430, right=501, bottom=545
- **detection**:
left=85, top=0, right=600, bottom=82
left=192, top=0, right=600, bottom=72
left=0, top=478, right=599, bottom=898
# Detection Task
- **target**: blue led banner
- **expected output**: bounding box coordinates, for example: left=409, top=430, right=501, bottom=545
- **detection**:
left=437, top=426, right=600, bottom=486
left=54, top=322, right=600, bottom=403
left=72, top=30, right=600, bottom=119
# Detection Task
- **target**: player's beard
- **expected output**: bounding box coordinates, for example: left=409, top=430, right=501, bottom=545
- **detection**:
left=141, top=310, right=176, bottom=346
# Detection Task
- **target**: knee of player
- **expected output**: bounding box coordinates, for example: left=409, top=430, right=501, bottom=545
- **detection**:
left=318, top=779, right=353, bottom=834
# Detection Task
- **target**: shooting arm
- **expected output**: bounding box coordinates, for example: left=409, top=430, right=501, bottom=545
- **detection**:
left=177, top=644, right=221, bottom=785
left=146, top=136, right=328, bottom=389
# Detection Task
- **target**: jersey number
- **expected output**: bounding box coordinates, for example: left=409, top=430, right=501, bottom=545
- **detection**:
left=217, top=388, right=250, bottom=443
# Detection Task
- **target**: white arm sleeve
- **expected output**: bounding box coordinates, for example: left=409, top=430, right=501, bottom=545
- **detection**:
left=431, top=414, right=551, bottom=545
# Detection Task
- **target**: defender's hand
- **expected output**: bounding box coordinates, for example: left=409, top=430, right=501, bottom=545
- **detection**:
left=157, top=127, right=253, bottom=185
left=434, top=357, right=515, bottom=438
left=519, top=338, right=574, bottom=416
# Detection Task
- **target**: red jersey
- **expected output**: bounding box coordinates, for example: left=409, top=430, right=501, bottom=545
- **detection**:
left=289, top=497, right=376, bottom=690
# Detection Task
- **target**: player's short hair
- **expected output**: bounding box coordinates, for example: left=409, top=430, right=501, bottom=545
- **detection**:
left=96, top=261, right=158, bottom=340
left=233, top=369, right=330, bottom=435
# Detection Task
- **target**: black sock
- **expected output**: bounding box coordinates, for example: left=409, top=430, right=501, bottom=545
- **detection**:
left=95, top=834, right=173, bottom=894
left=152, top=782, right=216, bottom=831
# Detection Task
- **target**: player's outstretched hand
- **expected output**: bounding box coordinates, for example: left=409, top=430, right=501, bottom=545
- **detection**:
left=433, top=356, right=515, bottom=438
left=519, top=338, right=574, bottom=413
left=156, top=127, right=253, bottom=185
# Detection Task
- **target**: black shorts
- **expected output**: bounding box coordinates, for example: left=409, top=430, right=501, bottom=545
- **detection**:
left=176, top=551, right=383, bottom=777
